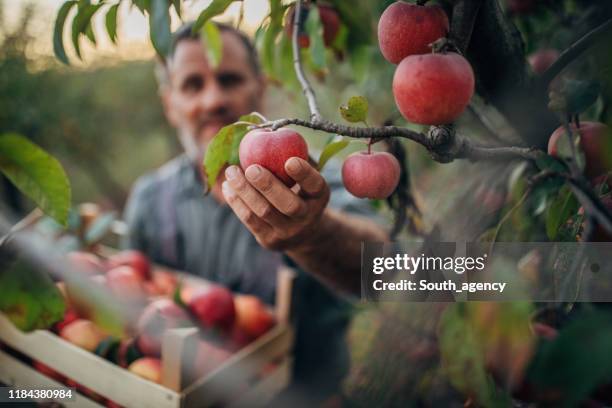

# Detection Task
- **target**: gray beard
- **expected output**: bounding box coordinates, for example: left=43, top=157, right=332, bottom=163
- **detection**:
left=178, top=130, right=206, bottom=164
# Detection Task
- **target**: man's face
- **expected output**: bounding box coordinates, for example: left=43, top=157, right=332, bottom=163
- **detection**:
left=163, top=31, right=264, bottom=161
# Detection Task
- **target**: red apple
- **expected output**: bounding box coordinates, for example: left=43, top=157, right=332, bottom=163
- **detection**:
left=60, top=319, right=106, bottom=352
left=128, top=357, right=162, bottom=384
left=106, top=250, right=151, bottom=281
left=233, top=295, right=275, bottom=341
left=180, top=284, right=209, bottom=305
left=378, top=1, right=449, bottom=64
left=528, top=49, right=559, bottom=75
left=67, top=251, right=104, bottom=276
left=547, top=122, right=612, bottom=180
left=342, top=151, right=401, bottom=199
left=239, top=128, right=309, bottom=187
left=393, top=52, right=475, bottom=125
left=33, top=361, right=66, bottom=383
left=106, top=266, right=147, bottom=300
left=188, top=286, right=236, bottom=331
left=151, top=269, right=178, bottom=296
left=53, top=307, right=80, bottom=333
left=285, top=3, right=341, bottom=48
left=136, top=299, right=192, bottom=357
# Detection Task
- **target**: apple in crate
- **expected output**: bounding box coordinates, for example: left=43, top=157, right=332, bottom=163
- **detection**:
left=136, top=298, right=193, bottom=357
left=188, top=286, right=236, bottom=331
left=128, top=357, right=162, bottom=384
left=106, top=250, right=151, bottom=281
left=234, top=295, right=275, bottom=341
left=60, top=319, right=106, bottom=352
left=67, top=251, right=105, bottom=276
left=106, top=266, right=147, bottom=301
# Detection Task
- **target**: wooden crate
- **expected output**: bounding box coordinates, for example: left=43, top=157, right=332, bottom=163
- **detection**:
left=0, top=267, right=295, bottom=408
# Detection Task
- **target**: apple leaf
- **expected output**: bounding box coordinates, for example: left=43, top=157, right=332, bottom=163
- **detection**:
left=0, top=252, right=65, bottom=332
left=71, top=3, right=103, bottom=60
left=527, top=310, right=612, bottom=406
left=305, top=5, right=326, bottom=70
left=149, top=0, right=172, bottom=58
left=545, top=186, right=578, bottom=240
left=132, top=0, right=151, bottom=13
left=0, top=134, right=71, bottom=227
left=201, top=21, right=222, bottom=69
left=193, top=0, right=235, bottom=32
left=105, top=3, right=120, bottom=44
left=171, top=0, right=182, bottom=18
left=203, top=114, right=263, bottom=188
left=318, top=138, right=350, bottom=171
left=53, top=1, right=77, bottom=65
left=340, top=96, right=369, bottom=123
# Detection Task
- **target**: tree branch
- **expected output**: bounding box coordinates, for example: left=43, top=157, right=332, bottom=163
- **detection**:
left=257, top=118, right=544, bottom=163
left=292, top=0, right=321, bottom=122
left=540, top=18, right=612, bottom=88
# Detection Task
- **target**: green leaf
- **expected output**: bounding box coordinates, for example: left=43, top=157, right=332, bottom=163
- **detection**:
left=132, top=0, right=151, bottom=13
left=0, top=254, right=66, bottom=332
left=201, top=20, right=222, bottom=69
left=53, top=1, right=77, bottom=65
left=71, top=3, right=103, bottom=60
left=149, top=0, right=172, bottom=58
left=171, top=0, right=181, bottom=18
left=85, top=22, right=96, bottom=45
left=0, top=134, right=71, bottom=226
left=528, top=310, right=612, bottom=406
left=535, top=154, right=567, bottom=173
left=340, top=96, right=369, bottom=123
left=305, top=5, right=326, bottom=70
left=318, top=139, right=350, bottom=171
left=193, top=0, right=234, bottom=32
left=545, top=186, right=577, bottom=240
left=203, top=115, right=263, bottom=187
left=105, top=3, right=120, bottom=44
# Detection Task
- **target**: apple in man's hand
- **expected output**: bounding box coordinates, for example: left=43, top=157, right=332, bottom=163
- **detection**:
left=239, top=128, right=309, bottom=187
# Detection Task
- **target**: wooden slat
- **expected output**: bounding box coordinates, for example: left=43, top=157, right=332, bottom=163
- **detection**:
left=0, top=315, right=180, bottom=408
left=228, top=357, right=293, bottom=408
left=0, top=349, right=102, bottom=408
left=275, top=267, right=296, bottom=325
left=182, top=325, right=293, bottom=408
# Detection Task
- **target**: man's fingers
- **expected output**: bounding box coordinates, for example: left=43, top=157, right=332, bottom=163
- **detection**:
left=222, top=181, right=273, bottom=236
left=225, top=166, right=288, bottom=224
left=245, top=165, right=307, bottom=218
left=285, top=157, right=327, bottom=198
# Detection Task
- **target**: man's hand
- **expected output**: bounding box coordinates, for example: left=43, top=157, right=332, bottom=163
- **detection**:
left=222, top=157, right=330, bottom=252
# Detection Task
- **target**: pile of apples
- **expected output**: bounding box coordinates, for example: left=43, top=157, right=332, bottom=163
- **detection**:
left=38, top=250, right=276, bottom=406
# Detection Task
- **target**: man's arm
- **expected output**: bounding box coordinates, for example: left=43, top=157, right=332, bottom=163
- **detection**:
left=222, top=157, right=388, bottom=295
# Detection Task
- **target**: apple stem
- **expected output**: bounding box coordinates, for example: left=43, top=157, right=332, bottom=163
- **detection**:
left=367, top=138, right=372, bottom=154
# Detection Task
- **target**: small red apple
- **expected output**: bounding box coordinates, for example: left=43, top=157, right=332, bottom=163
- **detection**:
left=239, top=128, right=309, bottom=187
left=188, top=286, right=236, bottom=331
left=33, top=361, right=66, bottom=383
left=285, top=3, right=341, bottom=49
left=548, top=122, right=612, bottom=180
left=136, top=299, right=192, bottom=357
left=528, top=49, right=559, bottom=75
left=128, top=357, right=162, bottom=384
left=151, top=269, right=178, bottom=296
left=67, top=251, right=104, bottom=276
left=342, top=151, right=401, bottom=199
left=60, top=319, right=106, bottom=352
left=378, top=1, right=449, bottom=64
left=106, top=266, right=147, bottom=300
left=106, top=250, right=151, bottom=281
left=233, top=295, right=275, bottom=341
left=393, top=52, right=475, bottom=125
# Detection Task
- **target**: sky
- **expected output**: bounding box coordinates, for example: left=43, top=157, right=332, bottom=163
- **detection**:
left=4, top=0, right=271, bottom=64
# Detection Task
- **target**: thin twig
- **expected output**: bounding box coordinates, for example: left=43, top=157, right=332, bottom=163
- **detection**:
left=292, top=0, right=321, bottom=122
left=257, top=117, right=544, bottom=162
left=540, top=18, right=612, bottom=87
